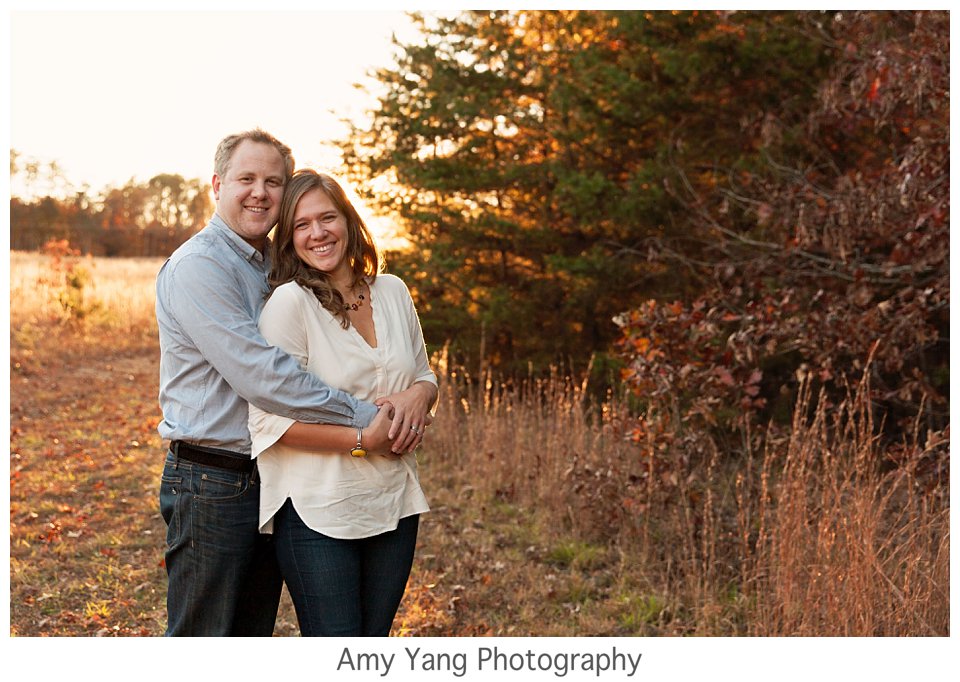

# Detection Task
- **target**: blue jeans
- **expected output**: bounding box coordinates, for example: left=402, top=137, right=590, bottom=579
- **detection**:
left=159, top=450, right=282, bottom=636
left=273, top=499, right=419, bottom=636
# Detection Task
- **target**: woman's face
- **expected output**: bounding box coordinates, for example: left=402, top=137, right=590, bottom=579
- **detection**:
left=292, top=187, right=351, bottom=280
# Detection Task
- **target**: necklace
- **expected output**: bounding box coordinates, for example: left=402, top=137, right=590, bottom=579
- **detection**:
left=345, top=286, right=366, bottom=311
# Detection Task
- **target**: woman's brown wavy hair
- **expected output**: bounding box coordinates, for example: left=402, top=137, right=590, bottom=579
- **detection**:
left=268, top=169, right=381, bottom=328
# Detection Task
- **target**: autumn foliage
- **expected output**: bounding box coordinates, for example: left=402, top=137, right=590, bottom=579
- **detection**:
left=9, top=170, right=212, bottom=256
left=616, top=11, right=948, bottom=456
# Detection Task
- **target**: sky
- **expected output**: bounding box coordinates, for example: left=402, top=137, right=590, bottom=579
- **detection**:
left=8, top=6, right=422, bottom=196
left=5, top=2, right=883, bottom=199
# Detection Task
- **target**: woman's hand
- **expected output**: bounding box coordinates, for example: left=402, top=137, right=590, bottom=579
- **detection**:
left=375, top=381, right=437, bottom=454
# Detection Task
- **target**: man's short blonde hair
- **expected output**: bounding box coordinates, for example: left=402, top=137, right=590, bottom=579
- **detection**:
left=214, top=128, right=295, bottom=181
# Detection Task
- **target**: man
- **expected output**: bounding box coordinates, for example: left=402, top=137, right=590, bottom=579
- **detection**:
left=156, top=129, right=395, bottom=636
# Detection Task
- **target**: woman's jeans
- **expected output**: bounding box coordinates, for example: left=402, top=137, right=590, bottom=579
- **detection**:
left=273, top=498, right=419, bottom=636
left=159, top=450, right=282, bottom=636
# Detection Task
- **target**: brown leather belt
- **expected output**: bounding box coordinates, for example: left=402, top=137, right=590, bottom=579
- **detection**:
left=171, top=440, right=255, bottom=474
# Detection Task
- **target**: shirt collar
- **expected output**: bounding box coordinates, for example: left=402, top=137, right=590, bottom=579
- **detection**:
left=210, top=213, right=271, bottom=265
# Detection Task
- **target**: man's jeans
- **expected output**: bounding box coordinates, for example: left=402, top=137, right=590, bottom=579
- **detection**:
left=273, top=498, right=419, bottom=636
left=159, top=450, right=282, bottom=636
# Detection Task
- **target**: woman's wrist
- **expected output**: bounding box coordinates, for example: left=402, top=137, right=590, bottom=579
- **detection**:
left=350, top=427, right=366, bottom=457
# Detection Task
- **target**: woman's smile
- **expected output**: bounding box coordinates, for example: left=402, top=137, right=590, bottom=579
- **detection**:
left=293, top=188, right=350, bottom=279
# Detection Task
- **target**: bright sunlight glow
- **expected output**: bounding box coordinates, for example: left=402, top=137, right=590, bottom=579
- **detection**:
left=9, top=9, right=423, bottom=243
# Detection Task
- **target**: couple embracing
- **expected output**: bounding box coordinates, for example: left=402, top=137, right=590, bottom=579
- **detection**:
left=156, top=129, right=436, bottom=636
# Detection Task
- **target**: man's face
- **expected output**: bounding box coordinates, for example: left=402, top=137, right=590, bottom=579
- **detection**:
left=211, top=140, right=286, bottom=250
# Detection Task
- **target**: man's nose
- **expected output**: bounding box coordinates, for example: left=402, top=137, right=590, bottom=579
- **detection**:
left=250, top=180, right=267, bottom=197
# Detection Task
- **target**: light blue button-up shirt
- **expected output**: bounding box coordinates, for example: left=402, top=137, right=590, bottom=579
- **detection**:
left=156, top=213, right=378, bottom=454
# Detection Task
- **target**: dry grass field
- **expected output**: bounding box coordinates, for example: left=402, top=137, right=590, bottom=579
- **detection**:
left=9, top=251, right=949, bottom=637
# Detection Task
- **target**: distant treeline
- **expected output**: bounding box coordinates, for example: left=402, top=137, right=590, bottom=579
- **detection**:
left=10, top=168, right=211, bottom=257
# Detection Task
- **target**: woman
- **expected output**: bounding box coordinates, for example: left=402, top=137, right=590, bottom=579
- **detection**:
left=248, top=169, right=437, bottom=636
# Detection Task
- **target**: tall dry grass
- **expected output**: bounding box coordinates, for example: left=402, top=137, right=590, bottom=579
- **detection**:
left=426, top=352, right=950, bottom=636
left=10, top=250, right=163, bottom=338
left=745, top=374, right=949, bottom=635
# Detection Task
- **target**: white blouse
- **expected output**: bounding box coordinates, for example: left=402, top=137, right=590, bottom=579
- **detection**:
left=249, top=275, right=435, bottom=539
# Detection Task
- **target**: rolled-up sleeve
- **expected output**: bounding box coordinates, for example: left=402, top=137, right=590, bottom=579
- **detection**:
left=249, top=407, right=295, bottom=459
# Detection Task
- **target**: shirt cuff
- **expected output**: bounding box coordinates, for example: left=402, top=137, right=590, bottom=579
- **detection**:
left=249, top=408, right=296, bottom=459
left=351, top=400, right=379, bottom=429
